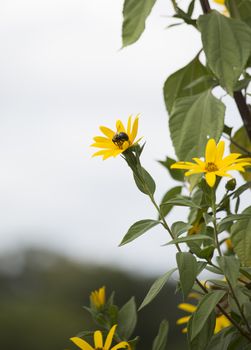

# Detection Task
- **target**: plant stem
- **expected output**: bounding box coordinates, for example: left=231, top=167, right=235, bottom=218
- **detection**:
left=211, top=188, right=222, bottom=256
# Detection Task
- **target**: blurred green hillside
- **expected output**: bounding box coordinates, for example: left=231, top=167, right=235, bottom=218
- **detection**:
left=0, top=249, right=186, bottom=349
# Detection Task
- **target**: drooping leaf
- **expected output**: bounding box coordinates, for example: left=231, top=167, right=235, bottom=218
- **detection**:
left=198, top=11, right=251, bottom=94
left=119, top=219, right=160, bottom=246
left=152, top=319, right=169, bottom=350
left=117, top=297, right=137, bottom=339
left=217, top=256, right=240, bottom=287
left=231, top=206, right=251, bottom=266
left=159, top=186, right=182, bottom=218
left=163, top=55, right=214, bottom=114
left=122, top=0, right=157, bottom=47
left=158, top=156, right=185, bottom=181
left=139, top=268, right=176, bottom=310
left=230, top=126, right=251, bottom=181
left=176, top=252, right=198, bottom=298
left=169, top=90, right=225, bottom=161
left=190, top=290, right=226, bottom=341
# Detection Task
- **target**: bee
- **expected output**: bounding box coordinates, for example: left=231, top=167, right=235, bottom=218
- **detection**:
left=112, top=132, right=129, bottom=148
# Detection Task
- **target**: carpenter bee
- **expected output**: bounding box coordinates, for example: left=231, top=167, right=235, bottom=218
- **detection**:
left=112, top=132, right=129, bottom=148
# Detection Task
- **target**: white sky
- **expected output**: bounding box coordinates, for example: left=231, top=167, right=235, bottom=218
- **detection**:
left=0, top=0, right=245, bottom=275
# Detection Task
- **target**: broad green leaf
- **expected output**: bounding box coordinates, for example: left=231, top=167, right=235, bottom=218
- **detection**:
left=122, top=0, right=157, bottom=47
left=230, top=126, right=251, bottom=181
left=161, top=195, right=201, bottom=208
left=169, top=90, right=225, bottom=161
left=176, top=252, right=197, bottom=298
left=206, top=327, right=241, bottom=350
left=198, top=11, right=251, bottom=94
left=119, top=219, right=160, bottom=246
left=190, top=290, right=226, bottom=341
left=217, top=214, right=251, bottom=233
left=139, top=268, right=176, bottom=310
left=171, top=221, right=193, bottom=237
left=231, top=206, right=251, bottom=266
left=188, top=312, right=215, bottom=350
left=217, top=256, right=240, bottom=287
left=163, top=55, right=214, bottom=114
left=152, top=319, right=169, bottom=350
left=190, top=244, right=215, bottom=260
left=133, top=167, right=156, bottom=195
left=226, top=0, right=251, bottom=28
left=158, top=156, right=184, bottom=181
left=159, top=186, right=182, bottom=218
left=117, top=297, right=137, bottom=339
left=165, top=234, right=214, bottom=246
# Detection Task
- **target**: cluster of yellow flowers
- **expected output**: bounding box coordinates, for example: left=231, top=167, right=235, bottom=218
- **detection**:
left=91, top=116, right=251, bottom=187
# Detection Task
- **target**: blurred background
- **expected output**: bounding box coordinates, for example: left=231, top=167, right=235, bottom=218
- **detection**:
left=0, top=0, right=245, bottom=349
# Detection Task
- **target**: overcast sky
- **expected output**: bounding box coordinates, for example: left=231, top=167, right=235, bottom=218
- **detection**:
left=0, top=0, right=245, bottom=275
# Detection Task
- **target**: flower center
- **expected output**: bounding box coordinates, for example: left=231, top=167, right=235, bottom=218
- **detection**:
left=205, top=162, right=218, bottom=172
left=112, top=132, right=129, bottom=149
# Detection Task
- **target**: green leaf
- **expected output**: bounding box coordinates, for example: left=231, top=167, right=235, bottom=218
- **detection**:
left=217, top=256, right=240, bottom=287
left=217, top=214, right=251, bottom=233
left=117, top=297, right=137, bottom=339
left=122, top=0, right=157, bottom=47
left=139, top=268, right=176, bottom=310
left=159, top=186, right=182, bottom=218
left=230, top=126, right=251, bottom=182
left=190, top=290, right=226, bottom=341
left=152, top=319, right=169, bottom=350
left=233, top=181, right=251, bottom=198
left=169, top=90, right=225, bottom=161
left=198, top=11, right=251, bottom=94
left=176, top=252, right=198, bottom=298
left=231, top=206, right=251, bottom=266
left=119, top=219, right=160, bottom=246
left=161, top=195, right=201, bottom=208
left=188, top=312, right=216, bottom=350
left=165, top=234, right=214, bottom=246
left=158, top=156, right=184, bottom=181
left=190, top=244, right=215, bottom=260
left=171, top=221, right=193, bottom=237
left=133, top=167, right=156, bottom=195
left=226, top=0, right=251, bottom=28
left=163, top=55, right=214, bottom=114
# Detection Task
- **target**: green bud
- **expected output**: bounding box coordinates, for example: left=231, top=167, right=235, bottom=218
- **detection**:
left=225, top=178, right=236, bottom=191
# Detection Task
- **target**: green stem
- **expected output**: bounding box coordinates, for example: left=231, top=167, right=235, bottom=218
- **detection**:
left=211, top=187, right=222, bottom=256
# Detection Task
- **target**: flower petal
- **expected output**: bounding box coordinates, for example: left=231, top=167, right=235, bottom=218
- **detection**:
left=130, top=116, right=139, bottom=143
left=94, top=331, right=103, bottom=348
left=104, top=324, right=117, bottom=349
left=100, top=126, right=115, bottom=138
left=171, top=161, right=199, bottom=170
left=178, top=303, right=197, bottom=313
left=205, top=172, right=216, bottom=187
left=91, top=142, right=116, bottom=149
left=70, top=337, right=94, bottom=350
left=192, top=158, right=206, bottom=167
left=127, top=115, right=132, bottom=135
left=215, top=140, right=225, bottom=163
left=205, top=139, right=217, bottom=163
left=111, top=342, right=129, bottom=350
left=176, top=316, right=191, bottom=325
left=116, top=120, right=126, bottom=133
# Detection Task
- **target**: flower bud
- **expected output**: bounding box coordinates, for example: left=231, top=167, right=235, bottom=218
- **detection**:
left=225, top=178, right=236, bottom=191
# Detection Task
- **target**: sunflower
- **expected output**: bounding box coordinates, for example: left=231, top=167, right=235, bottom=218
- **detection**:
left=71, top=324, right=129, bottom=350
left=177, top=302, right=231, bottom=334
left=171, top=139, right=251, bottom=187
left=90, top=286, right=106, bottom=309
left=91, top=115, right=141, bottom=160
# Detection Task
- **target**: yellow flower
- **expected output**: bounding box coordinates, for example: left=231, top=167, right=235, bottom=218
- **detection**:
left=90, top=286, right=106, bottom=309
left=71, top=324, right=129, bottom=350
left=171, top=139, right=251, bottom=187
left=214, top=0, right=225, bottom=4
left=177, top=302, right=231, bottom=334
left=91, top=115, right=141, bottom=160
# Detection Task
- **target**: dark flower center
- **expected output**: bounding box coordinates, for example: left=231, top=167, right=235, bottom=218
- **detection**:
left=112, top=132, right=129, bottom=149
left=206, top=162, right=218, bottom=172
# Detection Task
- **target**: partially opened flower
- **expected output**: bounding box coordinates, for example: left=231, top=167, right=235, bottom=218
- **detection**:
left=171, top=139, right=251, bottom=187
left=91, top=115, right=141, bottom=160
left=71, top=324, right=129, bottom=350
left=90, top=286, right=106, bottom=309
left=177, top=302, right=231, bottom=334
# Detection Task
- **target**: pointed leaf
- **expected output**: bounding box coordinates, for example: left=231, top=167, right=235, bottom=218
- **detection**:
left=152, top=319, right=169, bottom=350
left=176, top=252, right=198, bottom=298
left=117, top=297, right=137, bottom=339
left=159, top=186, right=182, bottom=218
left=119, top=219, right=160, bottom=246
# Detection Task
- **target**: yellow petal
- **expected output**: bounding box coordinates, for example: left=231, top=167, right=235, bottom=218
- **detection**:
left=111, top=342, right=129, bottom=350
left=184, top=169, right=204, bottom=176
left=100, top=126, right=115, bottom=138
left=205, top=172, right=216, bottom=187
left=176, top=316, right=191, bottom=325
left=215, top=140, right=225, bottom=163
left=93, top=136, right=111, bottom=143
left=94, top=331, right=103, bottom=348
left=171, top=161, right=199, bottom=170
left=182, top=327, right=188, bottom=333
left=192, top=158, right=206, bottom=167
left=218, top=153, right=241, bottom=168
left=92, top=150, right=111, bottom=158
left=91, top=142, right=115, bottom=149
left=214, top=0, right=225, bottom=4
left=70, top=337, right=94, bottom=350
left=214, top=171, right=231, bottom=177
left=178, top=303, right=197, bottom=313
left=104, top=324, right=117, bottom=349
left=130, top=116, right=139, bottom=143
left=116, top=120, right=126, bottom=133
left=205, top=139, right=217, bottom=163
left=127, top=115, right=132, bottom=135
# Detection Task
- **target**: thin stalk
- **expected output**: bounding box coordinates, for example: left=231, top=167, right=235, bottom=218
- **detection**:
left=211, top=188, right=222, bottom=256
